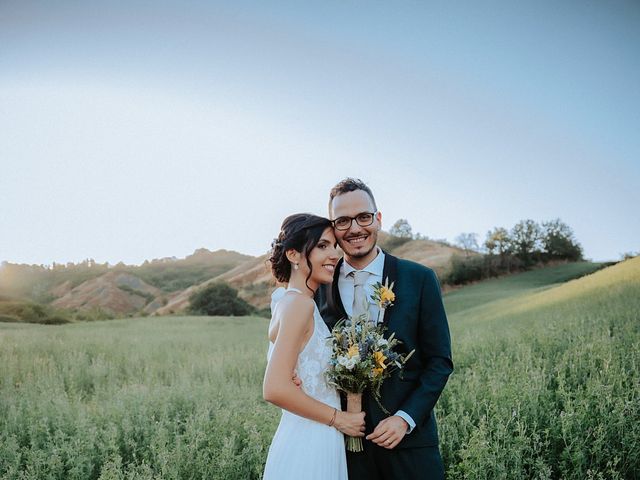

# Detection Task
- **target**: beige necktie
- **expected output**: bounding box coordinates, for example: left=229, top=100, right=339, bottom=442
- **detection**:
left=351, top=270, right=370, bottom=321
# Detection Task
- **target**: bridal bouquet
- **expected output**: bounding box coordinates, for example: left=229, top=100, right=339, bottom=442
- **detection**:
left=325, top=279, right=414, bottom=452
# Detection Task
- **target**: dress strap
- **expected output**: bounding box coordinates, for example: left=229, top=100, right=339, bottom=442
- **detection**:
left=286, top=287, right=303, bottom=294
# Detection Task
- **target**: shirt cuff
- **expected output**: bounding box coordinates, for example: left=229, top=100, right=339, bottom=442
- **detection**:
left=395, top=410, right=416, bottom=434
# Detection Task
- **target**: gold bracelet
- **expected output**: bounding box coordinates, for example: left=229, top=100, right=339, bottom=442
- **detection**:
left=328, top=408, right=337, bottom=427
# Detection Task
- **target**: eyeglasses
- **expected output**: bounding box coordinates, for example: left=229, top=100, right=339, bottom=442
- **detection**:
left=332, top=212, right=377, bottom=231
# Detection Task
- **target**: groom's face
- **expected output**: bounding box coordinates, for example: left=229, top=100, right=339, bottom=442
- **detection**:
left=330, top=190, right=381, bottom=260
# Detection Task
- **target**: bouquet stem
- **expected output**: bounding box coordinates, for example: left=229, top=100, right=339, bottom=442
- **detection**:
left=346, top=392, right=363, bottom=452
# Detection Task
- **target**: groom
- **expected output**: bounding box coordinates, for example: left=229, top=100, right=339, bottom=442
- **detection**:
left=315, top=178, right=453, bottom=479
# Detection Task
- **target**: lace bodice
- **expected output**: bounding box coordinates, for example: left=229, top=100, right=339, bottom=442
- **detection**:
left=267, top=287, right=339, bottom=407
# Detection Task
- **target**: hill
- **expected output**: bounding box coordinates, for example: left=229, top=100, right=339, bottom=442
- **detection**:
left=0, top=249, right=251, bottom=298
left=153, top=254, right=273, bottom=314
left=0, top=236, right=542, bottom=317
left=155, top=237, right=471, bottom=313
left=437, top=256, right=640, bottom=477
left=388, top=238, right=475, bottom=278
left=133, top=248, right=253, bottom=292
left=50, top=271, right=164, bottom=315
left=443, top=261, right=607, bottom=315
left=0, top=249, right=252, bottom=317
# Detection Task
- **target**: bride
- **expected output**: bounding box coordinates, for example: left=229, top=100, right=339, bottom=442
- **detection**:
left=263, top=213, right=365, bottom=479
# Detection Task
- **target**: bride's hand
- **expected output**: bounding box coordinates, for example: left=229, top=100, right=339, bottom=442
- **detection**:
left=333, top=410, right=366, bottom=437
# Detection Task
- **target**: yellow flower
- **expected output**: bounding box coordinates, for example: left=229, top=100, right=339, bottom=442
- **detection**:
left=347, top=344, right=360, bottom=359
left=372, top=367, right=384, bottom=376
left=380, top=286, right=395, bottom=304
left=373, top=351, right=387, bottom=369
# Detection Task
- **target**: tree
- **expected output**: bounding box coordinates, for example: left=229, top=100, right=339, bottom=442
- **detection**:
left=484, top=227, right=511, bottom=256
left=389, top=219, right=413, bottom=239
left=455, top=233, right=479, bottom=257
left=510, top=219, right=542, bottom=265
left=188, top=282, right=255, bottom=316
left=541, top=219, right=583, bottom=261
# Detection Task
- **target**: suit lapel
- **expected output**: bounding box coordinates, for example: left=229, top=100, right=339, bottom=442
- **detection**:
left=381, top=250, right=398, bottom=326
left=328, top=257, right=347, bottom=320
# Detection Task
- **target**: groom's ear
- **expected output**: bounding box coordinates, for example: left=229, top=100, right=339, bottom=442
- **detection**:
left=376, top=211, right=382, bottom=230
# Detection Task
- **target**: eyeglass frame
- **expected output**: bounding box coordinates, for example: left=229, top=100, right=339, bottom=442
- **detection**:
left=331, top=211, right=378, bottom=231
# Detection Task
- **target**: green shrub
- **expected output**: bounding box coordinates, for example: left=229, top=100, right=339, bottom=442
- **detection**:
left=117, top=285, right=155, bottom=304
left=71, top=307, right=115, bottom=322
left=188, top=283, right=255, bottom=316
left=0, top=301, right=72, bottom=324
left=0, top=314, right=20, bottom=323
left=254, top=307, right=272, bottom=319
left=444, top=254, right=524, bottom=285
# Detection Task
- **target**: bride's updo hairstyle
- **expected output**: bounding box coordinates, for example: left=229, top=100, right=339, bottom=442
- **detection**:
left=269, top=213, right=332, bottom=288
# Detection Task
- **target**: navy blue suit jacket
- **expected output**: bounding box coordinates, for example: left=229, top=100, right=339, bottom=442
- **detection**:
left=315, top=251, right=453, bottom=448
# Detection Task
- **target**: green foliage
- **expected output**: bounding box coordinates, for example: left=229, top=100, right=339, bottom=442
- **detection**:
left=254, top=307, right=272, bottom=319
left=482, top=219, right=582, bottom=269
left=378, top=234, right=412, bottom=251
left=0, top=315, right=274, bottom=480
left=131, top=264, right=235, bottom=292
left=444, top=262, right=609, bottom=316
left=449, top=219, right=584, bottom=286
left=510, top=219, right=543, bottom=266
left=389, top=219, right=413, bottom=239
left=117, top=285, right=155, bottom=304
left=0, top=260, right=111, bottom=302
left=70, top=307, right=116, bottom=322
left=0, top=250, right=252, bottom=306
left=484, top=227, right=511, bottom=255
left=0, top=300, right=72, bottom=325
left=444, top=254, right=525, bottom=285
left=1, top=261, right=637, bottom=478
left=379, top=219, right=419, bottom=251
left=188, top=283, right=255, bottom=316
left=439, top=257, right=640, bottom=479
left=540, top=219, right=583, bottom=261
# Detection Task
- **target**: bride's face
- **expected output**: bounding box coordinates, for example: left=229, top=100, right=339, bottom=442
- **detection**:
left=302, top=227, right=339, bottom=286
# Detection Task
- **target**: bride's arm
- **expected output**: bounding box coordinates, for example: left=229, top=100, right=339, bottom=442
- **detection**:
left=263, top=295, right=365, bottom=436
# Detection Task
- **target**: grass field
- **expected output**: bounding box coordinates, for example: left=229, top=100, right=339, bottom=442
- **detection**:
left=1, top=259, right=638, bottom=479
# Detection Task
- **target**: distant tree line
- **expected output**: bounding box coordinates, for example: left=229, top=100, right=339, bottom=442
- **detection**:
left=447, top=218, right=583, bottom=285
left=381, top=218, right=584, bottom=286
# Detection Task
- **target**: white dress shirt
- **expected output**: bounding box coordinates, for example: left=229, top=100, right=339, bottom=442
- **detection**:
left=338, top=248, right=417, bottom=434
left=338, top=248, right=385, bottom=322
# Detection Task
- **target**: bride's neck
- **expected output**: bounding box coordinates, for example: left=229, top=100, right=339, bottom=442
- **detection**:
left=288, top=274, right=316, bottom=297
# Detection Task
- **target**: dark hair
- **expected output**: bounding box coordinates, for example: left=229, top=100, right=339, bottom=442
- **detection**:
left=269, top=213, right=332, bottom=291
left=328, top=177, right=377, bottom=213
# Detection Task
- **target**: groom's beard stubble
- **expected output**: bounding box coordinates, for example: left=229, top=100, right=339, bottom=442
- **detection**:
left=340, top=230, right=378, bottom=259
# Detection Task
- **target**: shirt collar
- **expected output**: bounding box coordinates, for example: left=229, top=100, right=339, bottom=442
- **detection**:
left=341, top=247, right=385, bottom=278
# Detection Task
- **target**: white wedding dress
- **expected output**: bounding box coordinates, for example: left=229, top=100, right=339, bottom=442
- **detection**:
left=263, top=287, right=347, bottom=480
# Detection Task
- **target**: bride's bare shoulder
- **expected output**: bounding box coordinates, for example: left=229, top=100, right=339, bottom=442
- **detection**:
left=277, top=292, right=314, bottom=320
left=269, top=293, right=314, bottom=343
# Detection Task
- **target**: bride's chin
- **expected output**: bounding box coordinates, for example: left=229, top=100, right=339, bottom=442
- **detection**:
left=313, top=274, right=333, bottom=285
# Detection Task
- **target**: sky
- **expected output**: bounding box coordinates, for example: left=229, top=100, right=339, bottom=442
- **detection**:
left=1, top=0, right=639, bottom=265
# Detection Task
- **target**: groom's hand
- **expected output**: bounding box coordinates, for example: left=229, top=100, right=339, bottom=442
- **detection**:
left=366, top=415, right=409, bottom=450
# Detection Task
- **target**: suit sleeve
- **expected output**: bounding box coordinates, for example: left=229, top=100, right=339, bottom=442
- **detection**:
left=398, top=268, right=453, bottom=426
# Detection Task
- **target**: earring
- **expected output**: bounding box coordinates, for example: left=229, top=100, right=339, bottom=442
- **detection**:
left=293, top=263, right=299, bottom=270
